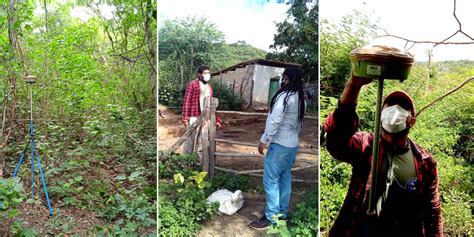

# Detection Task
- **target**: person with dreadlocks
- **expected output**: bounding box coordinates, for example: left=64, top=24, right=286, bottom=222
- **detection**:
left=249, top=66, right=305, bottom=230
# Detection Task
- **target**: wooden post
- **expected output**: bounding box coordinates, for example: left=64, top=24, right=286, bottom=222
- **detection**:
left=201, top=97, right=210, bottom=173
left=165, top=116, right=203, bottom=156
left=209, top=97, right=219, bottom=178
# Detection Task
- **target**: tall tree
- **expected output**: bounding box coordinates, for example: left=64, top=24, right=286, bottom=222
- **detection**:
left=268, top=0, right=319, bottom=82
left=86, top=0, right=157, bottom=110
left=319, top=11, right=377, bottom=95
left=158, top=16, right=226, bottom=88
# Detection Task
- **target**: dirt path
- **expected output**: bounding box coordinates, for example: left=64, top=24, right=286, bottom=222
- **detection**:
left=158, top=107, right=319, bottom=236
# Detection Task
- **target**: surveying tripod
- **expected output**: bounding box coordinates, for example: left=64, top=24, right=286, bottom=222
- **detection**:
left=12, top=75, right=53, bottom=217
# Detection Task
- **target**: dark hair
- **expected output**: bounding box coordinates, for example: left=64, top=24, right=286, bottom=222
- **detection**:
left=269, top=66, right=305, bottom=123
left=197, top=66, right=210, bottom=74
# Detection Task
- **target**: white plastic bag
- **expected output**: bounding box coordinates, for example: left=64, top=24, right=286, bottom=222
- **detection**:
left=207, top=189, right=244, bottom=215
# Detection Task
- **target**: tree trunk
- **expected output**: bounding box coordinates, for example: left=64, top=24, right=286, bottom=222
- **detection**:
left=144, top=0, right=156, bottom=99
left=189, top=46, right=194, bottom=80
left=425, top=51, right=432, bottom=95
left=0, top=101, right=7, bottom=178
left=7, top=0, right=16, bottom=54
left=7, top=0, right=18, bottom=135
left=43, top=0, right=49, bottom=33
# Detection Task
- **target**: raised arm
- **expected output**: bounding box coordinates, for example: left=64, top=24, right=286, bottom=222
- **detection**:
left=324, top=75, right=374, bottom=165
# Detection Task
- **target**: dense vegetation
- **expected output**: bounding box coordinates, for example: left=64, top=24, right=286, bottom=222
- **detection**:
left=0, top=1, right=156, bottom=235
left=158, top=152, right=244, bottom=236
left=159, top=0, right=319, bottom=111
left=158, top=16, right=265, bottom=112
left=158, top=152, right=318, bottom=236
left=319, top=14, right=473, bottom=236
left=267, top=1, right=318, bottom=82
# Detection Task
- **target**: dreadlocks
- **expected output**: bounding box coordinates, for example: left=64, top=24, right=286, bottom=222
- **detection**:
left=269, top=66, right=305, bottom=123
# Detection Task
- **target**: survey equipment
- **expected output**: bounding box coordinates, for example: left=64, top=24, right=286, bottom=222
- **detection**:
left=350, top=45, right=414, bottom=235
left=13, top=75, right=53, bottom=217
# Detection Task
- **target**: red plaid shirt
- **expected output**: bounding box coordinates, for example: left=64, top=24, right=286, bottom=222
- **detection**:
left=182, top=79, right=213, bottom=121
left=324, top=101, right=442, bottom=237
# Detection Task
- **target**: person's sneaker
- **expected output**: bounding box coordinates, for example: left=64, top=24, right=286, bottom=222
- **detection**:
left=249, top=216, right=272, bottom=230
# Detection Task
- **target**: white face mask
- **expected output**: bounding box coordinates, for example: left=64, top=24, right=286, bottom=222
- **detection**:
left=203, top=74, right=211, bottom=82
left=381, top=104, right=410, bottom=133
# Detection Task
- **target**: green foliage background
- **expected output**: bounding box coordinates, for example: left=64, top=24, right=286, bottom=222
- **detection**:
left=267, top=1, right=319, bottom=82
left=158, top=16, right=265, bottom=112
left=0, top=0, right=156, bottom=235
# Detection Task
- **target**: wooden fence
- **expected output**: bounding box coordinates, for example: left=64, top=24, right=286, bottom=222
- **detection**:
left=165, top=97, right=318, bottom=183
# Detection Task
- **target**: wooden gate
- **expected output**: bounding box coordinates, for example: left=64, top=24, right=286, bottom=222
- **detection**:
left=164, top=97, right=318, bottom=182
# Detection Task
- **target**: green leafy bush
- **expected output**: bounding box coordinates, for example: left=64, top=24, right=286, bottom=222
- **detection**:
left=0, top=177, right=25, bottom=219
left=10, top=221, right=38, bottom=237
left=320, top=11, right=377, bottom=96
left=268, top=189, right=319, bottom=236
left=208, top=172, right=252, bottom=192
left=158, top=85, right=185, bottom=112
left=100, top=193, right=156, bottom=230
left=159, top=171, right=218, bottom=236
left=319, top=149, right=350, bottom=232
left=210, top=80, right=244, bottom=111
left=441, top=189, right=471, bottom=235
left=158, top=151, right=199, bottom=179
left=159, top=78, right=244, bottom=113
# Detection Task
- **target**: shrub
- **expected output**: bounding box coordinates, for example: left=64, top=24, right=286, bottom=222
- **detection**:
left=0, top=177, right=25, bottom=219
left=207, top=172, right=252, bottom=193
left=441, top=189, right=472, bottom=235
left=159, top=79, right=244, bottom=113
left=158, top=171, right=218, bottom=236
left=268, top=188, right=319, bottom=236
left=319, top=149, right=351, bottom=232
left=158, top=151, right=199, bottom=179
left=210, top=80, right=243, bottom=111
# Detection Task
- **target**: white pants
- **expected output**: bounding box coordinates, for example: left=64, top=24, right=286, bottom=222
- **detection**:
left=183, top=117, right=202, bottom=160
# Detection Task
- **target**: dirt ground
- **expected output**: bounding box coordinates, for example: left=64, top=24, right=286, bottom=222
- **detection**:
left=159, top=110, right=319, bottom=236
left=1, top=151, right=156, bottom=235
left=0, top=201, right=106, bottom=236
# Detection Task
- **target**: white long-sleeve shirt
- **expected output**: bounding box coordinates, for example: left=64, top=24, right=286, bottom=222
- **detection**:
left=260, top=92, right=302, bottom=148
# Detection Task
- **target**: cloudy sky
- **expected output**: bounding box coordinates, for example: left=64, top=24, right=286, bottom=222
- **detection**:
left=76, top=0, right=473, bottom=61
left=321, top=0, right=474, bottom=61
left=158, top=0, right=292, bottom=51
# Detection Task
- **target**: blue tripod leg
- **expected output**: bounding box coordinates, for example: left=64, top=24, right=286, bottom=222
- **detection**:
left=30, top=122, right=36, bottom=198
left=35, top=151, right=53, bottom=216
left=13, top=143, right=29, bottom=177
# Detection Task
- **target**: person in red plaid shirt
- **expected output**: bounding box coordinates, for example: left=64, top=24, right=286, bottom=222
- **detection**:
left=182, top=66, right=213, bottom=155
left=324, top=74, right=442, bottom=236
